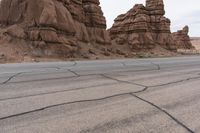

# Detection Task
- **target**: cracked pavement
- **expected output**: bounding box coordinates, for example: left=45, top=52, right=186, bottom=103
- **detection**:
left=1, top=56, right=200, bottom=133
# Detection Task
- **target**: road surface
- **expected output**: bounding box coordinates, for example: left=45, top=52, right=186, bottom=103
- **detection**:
left=0, top=56, right=200, bottom=133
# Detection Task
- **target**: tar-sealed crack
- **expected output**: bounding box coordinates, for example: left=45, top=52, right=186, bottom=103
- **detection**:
left=0, top=61, right=198, bottom=133
left=68, top=69, right=80, bottom=77
left=150, top=62, right=161, bottom=70
left=102, top=74, right=200, bottom=92
left=0, top=82, right=116, bottom=102
left=101, top=72, right=197, bottom=133
left=0, top=62, right=161, bottom=85
left=0, top=66, right=199, bottom=109
left=101, top=74, right=148, bottom=88
left=0, top=93, right=133, bottom=121
left=0, top=90, right=195, bottom=133
left=0, top=72, right=23, bottom=85
left=0, top=74, right=148, bottom=102
left=0, top=74, right=199, bottom=122
left=0, top=61, right=77, bottom=85
left=148, top=76, right=200, bottom=88
left=130, top=93, right=195, bottom=133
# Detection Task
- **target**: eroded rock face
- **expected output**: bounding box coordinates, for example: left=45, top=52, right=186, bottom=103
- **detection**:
left=109, top=0, right=177, bottom=50
left=0, top=0, right=110, bottom=57
left=146, top=0, right=165, bottom=15
left=0, top=0, right=194, bottom=61
left=172, top=26, right=194, bottom=49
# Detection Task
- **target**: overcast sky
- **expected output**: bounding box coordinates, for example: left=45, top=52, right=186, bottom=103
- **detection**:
left=100, top=0, right=200, bottom=37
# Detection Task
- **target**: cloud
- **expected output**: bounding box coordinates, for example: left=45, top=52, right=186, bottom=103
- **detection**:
left=170, top=10, right=200, bottom=36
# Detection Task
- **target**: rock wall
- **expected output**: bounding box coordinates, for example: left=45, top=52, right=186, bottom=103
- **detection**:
left=0, top=0, right=194, bottom=61
left=146, top=0, right=165, bottom=15
left=0, top=0, right=110, bottom=57
left=109, top=0, right=192, bottom=50
left=172, top=26, right=194, bottom=49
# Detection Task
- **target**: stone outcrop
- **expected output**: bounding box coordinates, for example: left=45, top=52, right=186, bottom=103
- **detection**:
left=172, top=26, right=194, bottom=49
left=0, top=0, right=110, bottom=57
left=146, top=0, right=165, bottom=15
left=0, top=0, right=194, bottom=62
left=109, top=0, right=177, bottom=50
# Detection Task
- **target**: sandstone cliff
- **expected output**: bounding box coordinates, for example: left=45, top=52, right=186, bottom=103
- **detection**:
left=0, top=0, right=195, bottom=63
left=0, top=0, right=110, bottom=60
left=109, top=0, right=193, bottom=51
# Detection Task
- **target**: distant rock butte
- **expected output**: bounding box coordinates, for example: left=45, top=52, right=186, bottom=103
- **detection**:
left=109, top=0, right=193, bottom=50
left=172, top=26, right=194, bottom=49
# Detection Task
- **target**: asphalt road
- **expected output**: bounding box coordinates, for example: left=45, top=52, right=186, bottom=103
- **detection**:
left=1, top=56, right=200, bottom=133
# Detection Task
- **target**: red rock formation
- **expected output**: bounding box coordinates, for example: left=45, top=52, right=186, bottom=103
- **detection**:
left=0, top=0, right=194, bottom=62
left=172, top=26, right=194, bottom=49
left=0, top=0, right=110, bottom=57
left=109, top=0, right=176, bottom=50
left=146, top=0, right=165, bottom=15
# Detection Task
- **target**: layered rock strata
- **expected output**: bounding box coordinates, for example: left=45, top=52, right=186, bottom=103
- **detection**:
left=0, top=0, right=110, bottom=56
left=109, top=0, right=178, bottom=50
left=0, top=0, right=194, bottom=61
left=172, top=26, right=194, bottom=49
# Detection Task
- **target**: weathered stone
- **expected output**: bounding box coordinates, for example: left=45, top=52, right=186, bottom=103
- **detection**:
left=0, top=0, right=194, bottom=62
left=0, top=0, right=110, bottom=56
left=109, top=0, right=185, bottom=51
left=146, top=0, right=165, bottom=15
left=172, top=26, right=194, bottom=49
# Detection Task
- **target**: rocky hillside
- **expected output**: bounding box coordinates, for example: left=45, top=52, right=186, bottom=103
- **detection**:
left=0, top=0, right=194, bottom=63
left=0, top=0, right=114, bottom=62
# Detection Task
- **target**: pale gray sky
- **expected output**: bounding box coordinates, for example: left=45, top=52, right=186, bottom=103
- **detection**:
left=100, top=0, right=200, bottom=37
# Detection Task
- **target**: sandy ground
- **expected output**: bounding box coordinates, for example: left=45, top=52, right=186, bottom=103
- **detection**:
left=0, top=36, right=199, bottom=64
left=0, top=36, right=180, bottom=64
left=191, top=37, right=200, bottom=50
